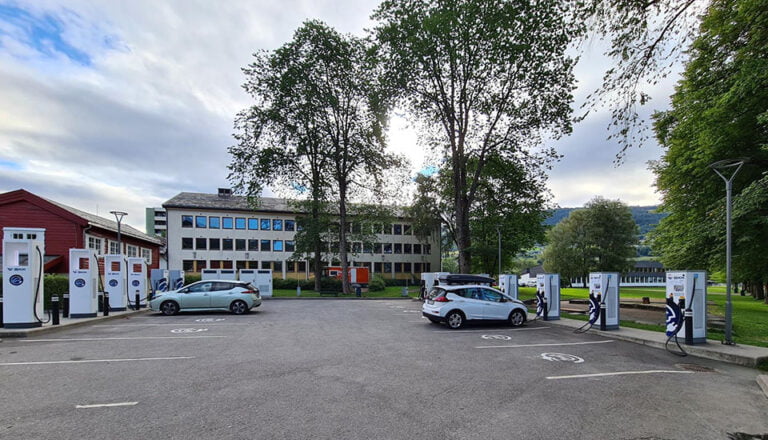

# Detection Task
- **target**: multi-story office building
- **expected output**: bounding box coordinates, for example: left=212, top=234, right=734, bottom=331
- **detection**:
left=163, top=189, right=440, bottom=279
left=145, top=207, right=167, bottom=237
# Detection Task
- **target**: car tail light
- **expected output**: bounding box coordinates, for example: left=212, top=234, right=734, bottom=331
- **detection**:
left=242, top=290, right=257, bottom=294
left=433, top=296, right=450, bottom=302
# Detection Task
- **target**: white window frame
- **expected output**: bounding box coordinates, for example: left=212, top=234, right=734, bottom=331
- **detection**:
left=141, top=247, right=152, bottom=264
left=86, top=235, right=103, bottom=255
left=126, top=244, right=138, bottom=258
left=108, top=240, right=122, bottom=255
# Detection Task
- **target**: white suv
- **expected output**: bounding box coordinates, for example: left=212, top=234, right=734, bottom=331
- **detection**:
left=422, top=285, right=527, bottom=329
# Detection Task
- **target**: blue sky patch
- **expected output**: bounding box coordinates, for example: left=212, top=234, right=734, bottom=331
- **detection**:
left=0, top=159, right=23, bottom=170
left=0, top=4, right=92, bottom=66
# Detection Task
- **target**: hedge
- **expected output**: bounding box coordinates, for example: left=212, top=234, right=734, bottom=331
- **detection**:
left=0, top=274, right=70, bottom=310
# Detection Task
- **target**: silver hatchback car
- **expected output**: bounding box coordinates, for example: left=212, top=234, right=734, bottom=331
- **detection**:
left=149, top=280, right=261, bottom=316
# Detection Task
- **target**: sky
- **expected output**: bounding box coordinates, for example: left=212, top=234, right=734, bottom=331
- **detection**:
left=0, top=1, right=678, bottom=233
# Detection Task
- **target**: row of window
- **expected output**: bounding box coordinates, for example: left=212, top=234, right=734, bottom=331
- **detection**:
left=182, top=216, right=296, bottom=231
left=87, top=235, right=152, bottom=264
left=182, top=237, right=295, bottom=252
left=181, top=260, right=433, bottom=274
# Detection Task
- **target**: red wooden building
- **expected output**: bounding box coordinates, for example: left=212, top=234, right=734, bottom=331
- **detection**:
left=0, top=189, right=162, bottom=274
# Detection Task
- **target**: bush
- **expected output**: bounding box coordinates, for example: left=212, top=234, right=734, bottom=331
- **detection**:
left=185, top=273, right=202, bottom=284
left=368, top=275, right=386, bottom=292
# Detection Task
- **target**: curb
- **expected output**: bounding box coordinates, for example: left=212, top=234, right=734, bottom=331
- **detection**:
left=757, top=375, right=768, bottom=400
left=0, top=309, right=150, bottom=338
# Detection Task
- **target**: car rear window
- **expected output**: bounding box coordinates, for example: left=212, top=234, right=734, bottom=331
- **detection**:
left=212, top=282, right=234, bottom=291
left=236, top=282, right=259, bottom=292
left=426, top=287, right=446, bottom=300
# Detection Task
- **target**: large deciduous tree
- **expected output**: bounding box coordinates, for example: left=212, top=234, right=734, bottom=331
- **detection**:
left=649, top=0, right=768, bottom=300
left=543, top=197, right=638, bottom=284
left=373, top=0, right=579, bottom=273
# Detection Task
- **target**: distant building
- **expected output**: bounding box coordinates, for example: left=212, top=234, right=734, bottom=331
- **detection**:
left=145, top=207, right=167, bottom=237
left=567, top=260, right=666, bottom=287
left=162, top=189, right=441, bottom=280
left=0, top=189, right=163, bottom=273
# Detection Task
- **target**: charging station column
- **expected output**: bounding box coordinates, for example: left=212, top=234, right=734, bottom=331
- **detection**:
left=104, top=254, right=127, bottom=311
left=2, top=227, right=46, bottom=328
left=589, top=272, right=620, bottom=330
left=169, top=269, right=185, bottom=290
left=666, top=271, right=707, bottom=344
left=536, top=273, right=560, bottom=320
left=498, top=274, right=519, bottom=300
left=201, top=269, right=220, bottom=281
left=68, top=249, right=98, bottom=318
left=150, top=269, right=169, bottom=295
left=127, top=257, right=148, bottom=307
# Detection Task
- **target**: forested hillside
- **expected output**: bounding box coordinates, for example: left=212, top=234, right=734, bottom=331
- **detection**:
left=545, top=206, right=667, bottom=238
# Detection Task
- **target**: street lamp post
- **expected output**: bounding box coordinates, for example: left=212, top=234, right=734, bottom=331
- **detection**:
left=496, top=225, right=502, bottom=278
left=709, top=158, right=745, bottom=346
left=110, top=211, right=128, bottom=255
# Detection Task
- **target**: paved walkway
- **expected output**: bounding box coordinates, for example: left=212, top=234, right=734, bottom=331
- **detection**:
left=0, top=309, right=148, bottom=338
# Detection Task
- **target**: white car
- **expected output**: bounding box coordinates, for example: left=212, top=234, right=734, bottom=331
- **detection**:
left=422, top=284, right=527, bottom=329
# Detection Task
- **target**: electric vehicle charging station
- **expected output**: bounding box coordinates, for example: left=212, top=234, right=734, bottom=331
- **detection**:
left=536, top=273, right=560, bottom=320
left=169, top=269, right=185, bottom=290
left=2, top=227, right=46, bottom=328
left=219, top=269, right=237, bottom=280
left=666, top=271, right=707, bottom=344
left=68, top=249, right=98, bottom=318
left=589, top=272, right=620, bottom=330
left=104, top=254, right=127, bottom=311
left=150, top=269, right=169, bottom=295
left=127, top=257, right=147, bottom=307
left=239, top=269, right=273, bottom=297
left=498, top=274, right=519, bottom=300
left=201, top=269, right=220, bottom=280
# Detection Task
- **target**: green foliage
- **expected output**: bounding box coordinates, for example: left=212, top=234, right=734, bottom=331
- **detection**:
left=543, top=197, right=638, bottom=281
left=368, top=275, right=386, bottom=292
left=184, top=273, right=202, bottom=284
left=373, top=0, right=579, bottom=272
left=649, top=0, right=768, bottom=300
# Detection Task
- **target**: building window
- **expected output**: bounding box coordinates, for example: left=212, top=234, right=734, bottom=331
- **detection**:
left=287, top=261, right=295, bottom=272
left=394, top=243, right=402, bottom=254
left=222, top=260, right=233, bottom=269
left=374, top=262, right=383, bottom=273
left=404, top=243, right=412, bottom=254
left=109, top=240, right=121, bottom=255
left=126, top=245, right=138, bottom=257
left=183, top=260, right=194, bottom=271
left=210, top=260, right=221, bottom=269
left=209, top=238, right=220, bottom=250
left=363, top=242, right=373, bottom=253
left=285, top=240, right=295, bottom=252
left=285, top=220, right=295, bottom=231
left=424, top=244, right=431, bottom=255
left=352, top=242, right=362, bottom=253
left=374, top=243, right=382, bottom=254
left=222, top=217, right=233, bottom=229
left=209, top=217, right=220, bottom=229
left=394, top=263, right=403, bottom=272
left=235, top=239, right=246, bottom=251
left=404, top=224, right=412, bottom=235
left=261, top=239, right=271, bottom=251
left=403, top=262, right=412, bottom=273
left=236, top=260, right=247, bottom=270
left=273, top=240, right=283, bottom=251
left=273, top=219, right=283, bottom=231
left=87, top=236, right=103, bottom=255
left=141, top=248, right=152, bottom=264
left=413, top=244, right=422, bottom=254
left=222, top=239, right=233, bottom=251
left=182, top=215, right=193, bottom=228
left=235, top=218, right=246, bottom=230
left=298, top=261, right=306, bottom=272
left=195, top=238, right=207, bottom=250
left=383, top=243, right=392, bottom=254
left=384, top=262, right=392, bottom=273
left=260, top=219, right=271, bottom=230
left=248, top=239, right=259, bottom=251
left=248, top=218, right=258, bottom=230
left=182, top=237, right=193, bottom=249
left=393, top=224, right=402, bottom=235
left=196, top=216, right=207, bottom=228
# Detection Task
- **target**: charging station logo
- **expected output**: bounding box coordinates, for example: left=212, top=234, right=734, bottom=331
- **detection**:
left=74, top=278, right=86, bottom=288
left=131, top=280, right=140, bottom=287
left=108, top=279, right=118, bottom=287
left=9, top=274, right=23, bottom=286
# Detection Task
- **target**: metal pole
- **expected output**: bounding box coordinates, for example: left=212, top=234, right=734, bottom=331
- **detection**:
left=496, top=225, right=502, bottom=278
left=710, top=159, right=745, bottom=345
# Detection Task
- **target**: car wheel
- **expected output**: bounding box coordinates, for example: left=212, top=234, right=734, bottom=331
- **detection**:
left=509, top=309, right=525, bottom=327
left=160, top=301, right=179, bottom=316
left=445, top=311, right=464, bottom=329
left=230, top=300, right=248, bottom=315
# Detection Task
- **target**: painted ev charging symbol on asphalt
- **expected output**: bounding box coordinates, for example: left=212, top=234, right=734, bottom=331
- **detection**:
left=195, top=318, right=225, bottom=322
left=170, top=328, right=209, bottom=334
left=481, top=335, right=512, bottom=341
left=541, top=353, right=584, bottom=363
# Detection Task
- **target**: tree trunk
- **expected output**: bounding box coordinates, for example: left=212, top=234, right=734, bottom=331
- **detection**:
left=311, top=201, right=323, bottom=292
left=455, top=193, right=472, bottom=273
left=338, top=181, right=350, bottom=295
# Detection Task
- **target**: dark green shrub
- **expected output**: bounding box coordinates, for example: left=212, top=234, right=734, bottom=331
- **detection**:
left=185, top=273, right=202, bottom=284
left=368, top=275, right=386, bottom=292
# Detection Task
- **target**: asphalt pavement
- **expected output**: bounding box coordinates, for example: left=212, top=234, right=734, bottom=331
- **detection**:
left=1, top=299, right=767, bottom=439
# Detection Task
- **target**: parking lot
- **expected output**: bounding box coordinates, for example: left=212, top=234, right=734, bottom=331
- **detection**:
left=1, top=299, right=767, bottom=439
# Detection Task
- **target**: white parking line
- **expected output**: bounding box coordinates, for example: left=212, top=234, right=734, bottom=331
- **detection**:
left=433, top=327, right=550, bottom=333
left=546, top=370, right=693, bottom=380
left=76, top=402, right=138, bottom=409
left=19, top=336, right=226, bottom=342
left=476, top=340, right=614, bottom=349
left=0, top=356, right=194, bottom=366
left=92, top=323, right=252, bottom=327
